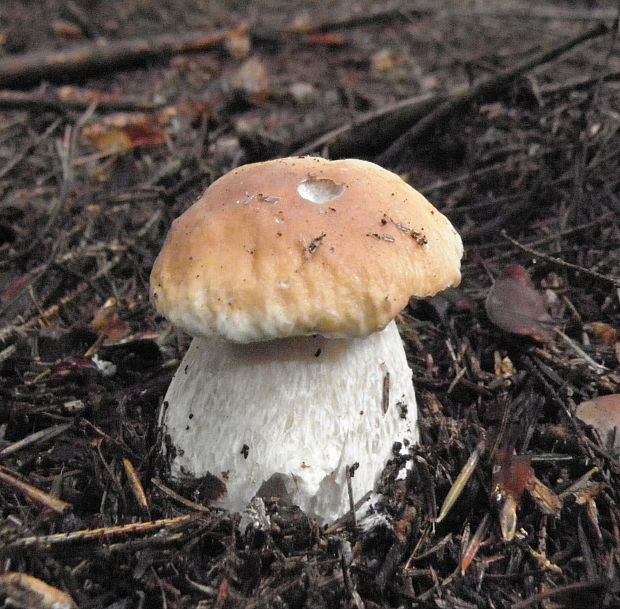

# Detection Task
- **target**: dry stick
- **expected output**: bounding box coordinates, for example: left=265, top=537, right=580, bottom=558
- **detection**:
left=291, top=2, right=415, bottom=34
left=0, top=422, right=73, bottom=460
left=345, top=465, right=357, bottom=529
left=500, top=230, right=620, bottom=288
left=539, top=70, right=620, bottom=96
left=436, top=5, right=617, bottom=22
left=293, top=92, right=442, bottom=157
left=0, top=28, right=231, bottom=89
left=511, top=579, right=608, bottom=609
left=294, top=41, right=616, bottom=157
left=376, top=23, right=608, bottom=167
left=0, top=466, right=72, bottom=514
left=468, top=213, right=614, bottom=252
left=300, top=2, right=617, bottom=28
left=0, top=89, right=164, bottom=113
left=3, top=514, right=199, bottom=550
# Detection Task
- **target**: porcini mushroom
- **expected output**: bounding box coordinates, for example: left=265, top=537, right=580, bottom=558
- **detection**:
left=150, top=156, right=462, bottom=522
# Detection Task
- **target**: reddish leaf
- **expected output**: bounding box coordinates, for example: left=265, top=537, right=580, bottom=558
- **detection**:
left=493, top=450, right=534, bottom=507
left=50, top=356, right=98, bottom=382
left=485, top=264, right=555, bottom=342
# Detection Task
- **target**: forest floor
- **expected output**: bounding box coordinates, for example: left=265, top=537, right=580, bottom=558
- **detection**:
left=0, top=1, right=619, bottom=608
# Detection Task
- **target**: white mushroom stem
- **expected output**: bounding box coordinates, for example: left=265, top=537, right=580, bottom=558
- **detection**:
left=161, top=320, right=417, bottom=523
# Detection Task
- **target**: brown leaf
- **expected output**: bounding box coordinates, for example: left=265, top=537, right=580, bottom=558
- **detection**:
left=485, top=264, right=556, bottom=342
left=89, top=298, right=130, bottom=343
left=576, top=394, right=620, bottom=456
left=492, top=451, right=534, bottom=542
left=229, top=57, right=270, bottom=105
left=0, top=573, right=76, bottom=609
left=82, top=110, right=174, bottom=153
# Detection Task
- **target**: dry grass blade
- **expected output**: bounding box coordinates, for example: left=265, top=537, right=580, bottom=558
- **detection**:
left=436, top=440, right=485, bottom=524
left=122, top=458, right=149, bottom=513
left=150, top=477, right=211, bottom=512
left=460, top=512, right=490, bottom=575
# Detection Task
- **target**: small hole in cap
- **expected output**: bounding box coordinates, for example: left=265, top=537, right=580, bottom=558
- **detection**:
left=297, top=178, right=345, bottom=204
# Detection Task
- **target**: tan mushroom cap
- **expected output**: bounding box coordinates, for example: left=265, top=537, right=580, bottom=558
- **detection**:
left=150, top=157, right=463, bottom=343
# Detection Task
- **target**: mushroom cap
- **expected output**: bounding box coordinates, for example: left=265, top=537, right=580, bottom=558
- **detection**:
left=150, top=156, right=463, bottom=343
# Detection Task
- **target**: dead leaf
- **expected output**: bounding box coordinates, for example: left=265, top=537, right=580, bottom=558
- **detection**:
left=0, top=573, right=76, bottom=609
left=89, top=297, right=130, bottom=344
left=50, top=356, right=99, bottom=382
left=492, top=451, right=534, bottom=541
left=82, top=109, right=174, bottom=153
left=585, top=321, right=618, bottom=346
left=485, top=264, right=556, bottom=342
left=230, top=57, right=270, bottom=105
left=576, top=394, right=620, bottom=456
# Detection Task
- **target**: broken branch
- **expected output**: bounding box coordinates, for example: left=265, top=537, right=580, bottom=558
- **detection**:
left=376, top=23, right=608, bottom=166
left=0, top=28, right=230, bottom=89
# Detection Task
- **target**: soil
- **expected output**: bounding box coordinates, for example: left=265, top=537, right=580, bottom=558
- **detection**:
left=0, top=1, right=619, bottom=608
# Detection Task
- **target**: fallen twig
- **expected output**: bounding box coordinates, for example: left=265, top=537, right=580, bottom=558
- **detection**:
left=292, top=92, right=443, bottom=157
left=0, top=422, right=73, bottom=460
left=3, top=514, right=200, bottom=550
left=511, top=579, right=608, bottom=609
left=376, top=23, right=608, bottom=166
left=0, top=28, right=231, bottom=88
left=501, top=230, right=620, bottom=287
left=0, top=466, right=72, bottom=514
left=539, top=71, right=620, bottom=96
left=0, top=88, right=164, bottom=113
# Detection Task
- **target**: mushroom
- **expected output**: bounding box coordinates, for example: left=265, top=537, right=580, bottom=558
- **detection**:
left=150, top=156, right=462, bottom=522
